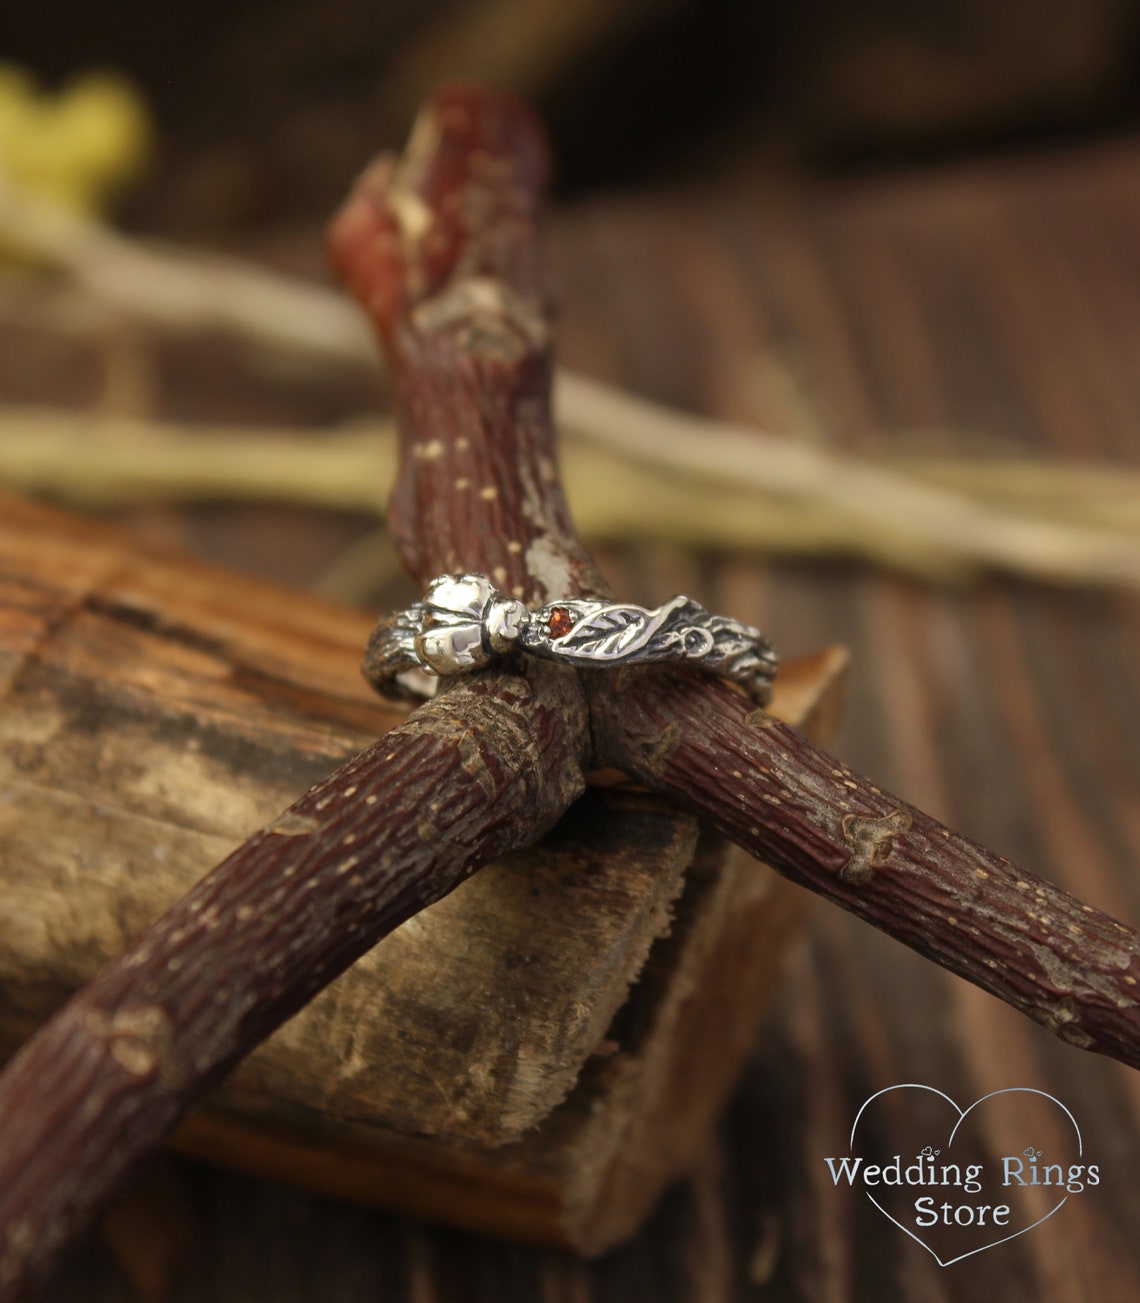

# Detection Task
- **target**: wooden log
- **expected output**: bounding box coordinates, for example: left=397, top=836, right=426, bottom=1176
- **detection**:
left=0, top=490, right=846, bottom=1251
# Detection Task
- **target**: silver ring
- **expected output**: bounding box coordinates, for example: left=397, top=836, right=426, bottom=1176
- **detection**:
left=363, top=573, right=778, bottom=705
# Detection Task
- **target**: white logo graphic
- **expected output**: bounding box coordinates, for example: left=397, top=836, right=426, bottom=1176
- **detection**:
left=823, top=1085, right=1098, bottom=1266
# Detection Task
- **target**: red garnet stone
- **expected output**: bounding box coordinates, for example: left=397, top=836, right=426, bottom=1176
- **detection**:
left=547, top=607, right=575, bottom=639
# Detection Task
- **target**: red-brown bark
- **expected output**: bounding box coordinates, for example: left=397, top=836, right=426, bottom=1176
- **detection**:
left=0, top=668, right=587, bottom=1297
left=588, top=669, right=1140, bottom=1065
left=328, top=83, right=605, bottom=605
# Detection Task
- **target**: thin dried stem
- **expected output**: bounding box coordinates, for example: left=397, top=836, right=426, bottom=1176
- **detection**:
left=1, top=404, right=1138, bottom=589
left=1, top=166, right=1137, bottom=589
left=556, top=372, right=1140, bottom=588
left=0, top=167, right=368, bottom=363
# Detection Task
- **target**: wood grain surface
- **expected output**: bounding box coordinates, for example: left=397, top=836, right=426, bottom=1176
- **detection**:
left=2, top=136, right=1139, bottom=1300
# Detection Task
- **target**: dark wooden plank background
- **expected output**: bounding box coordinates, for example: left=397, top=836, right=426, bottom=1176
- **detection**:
left=4, top=136, right=1139, bottom=1300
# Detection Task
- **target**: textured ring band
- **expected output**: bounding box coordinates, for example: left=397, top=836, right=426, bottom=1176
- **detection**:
left=363, top=573, right=778, bottom=705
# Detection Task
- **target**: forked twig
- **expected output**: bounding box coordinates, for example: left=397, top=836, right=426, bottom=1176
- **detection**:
left=0, top=84, right=1137, bottom=1300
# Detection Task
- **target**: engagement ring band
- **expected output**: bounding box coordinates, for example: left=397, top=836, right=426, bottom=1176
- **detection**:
left=363, top=573, right=778, bottom=705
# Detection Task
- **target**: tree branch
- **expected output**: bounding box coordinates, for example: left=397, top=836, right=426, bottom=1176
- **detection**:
left=0, top=670, right=586, bottom=1297
left=328, top=83, right=605, bottom=604
left=588, top=669, right=1140, bottom=1066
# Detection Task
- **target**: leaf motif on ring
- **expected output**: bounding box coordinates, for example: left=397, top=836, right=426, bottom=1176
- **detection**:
left=546, top=597, right=689, bottom=662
